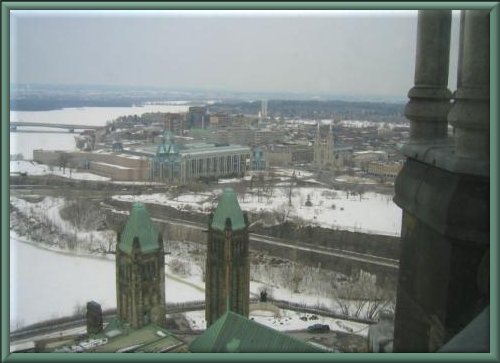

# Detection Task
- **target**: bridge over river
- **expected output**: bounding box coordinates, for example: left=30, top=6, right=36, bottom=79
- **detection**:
left=10, top=122, right=101, bottom=131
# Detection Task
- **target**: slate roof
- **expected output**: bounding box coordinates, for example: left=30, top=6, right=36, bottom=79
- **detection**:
left=118, top=202, right=160, bottom=255
left=189, top=311, right=324, bottom=353
left=211, top=188, right=246, bottom=231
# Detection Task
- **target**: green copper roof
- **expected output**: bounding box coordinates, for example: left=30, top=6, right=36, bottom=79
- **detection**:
left=156, top=131, right=178, bottom=157
left=189, top=311, right=324, bottom=353
left=211, top=188, right=246, bottom=231
left=118, top=202, right=160, bottom=255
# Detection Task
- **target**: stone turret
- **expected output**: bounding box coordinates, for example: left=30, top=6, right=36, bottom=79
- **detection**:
left=205, top=188, right=250, bottom=327
left=116, top=202, right=166, bottom=328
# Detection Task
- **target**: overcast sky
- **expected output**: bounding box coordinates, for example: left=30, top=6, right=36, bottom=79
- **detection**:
left=10, top=10, right=460, bottom=99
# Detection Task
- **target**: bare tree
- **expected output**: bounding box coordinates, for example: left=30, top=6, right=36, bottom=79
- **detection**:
left=287, top=174, right=297, bottom=207
left=331, top=270, right=394, bottom=320
left=290, top=263, right=304, bottom=293
left=60, top=199, right=104, bottom=231
left=234, top=182, right=248, bottom=203
left=256, top=173, right=265, bottom=202
left=169, top=258, right=191, bottom=277
left=58, top=153, right=70, bottom=174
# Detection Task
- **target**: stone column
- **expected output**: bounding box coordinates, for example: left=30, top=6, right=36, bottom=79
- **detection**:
left=448, top=10, right=490, bottom=160
left=405, top=10, right=452, bottom=142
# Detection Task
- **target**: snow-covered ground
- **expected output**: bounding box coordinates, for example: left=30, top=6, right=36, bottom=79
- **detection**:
left=10, top=193, right=394, bottom=332
left=339, top=120, right=409, bottom=129
left=334, top=175, right=378, bottom=185
left=10, top=196, right=113, bottom=253
left=218, top=178, right=242, bottom=184
left=183, top=309, right=369, bottom=337
left=10, top=160, right=110, bottom=181
left=11, top=233, right=371, bottom=332
left=270, top=168, right=314, bottom=178
left=114, top=185, right=401, bottom=236
left=114, top=191, right=219, bottom=214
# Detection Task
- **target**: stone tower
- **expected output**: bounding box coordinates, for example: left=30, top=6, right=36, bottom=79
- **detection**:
left=116, top=202, right=166, bottom=328
left=393, top=10, right=489, bottom=352
left=205, top=188, right=250, bottom=327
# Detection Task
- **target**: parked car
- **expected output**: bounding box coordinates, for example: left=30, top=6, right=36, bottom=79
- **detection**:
left=307, top=324, right=330, bottom=333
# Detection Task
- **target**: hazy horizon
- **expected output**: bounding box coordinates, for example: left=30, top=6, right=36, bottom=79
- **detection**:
left=10, top=10, right=461, bottom=99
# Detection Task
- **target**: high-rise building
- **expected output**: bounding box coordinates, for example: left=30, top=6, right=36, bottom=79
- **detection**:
left=187, top=106, right=207, bottom=129
left=115, top=203, right=166, bottom=329
left=205, top=188, right=250, bottom=327
left=164, top=113, right=184, bottom=136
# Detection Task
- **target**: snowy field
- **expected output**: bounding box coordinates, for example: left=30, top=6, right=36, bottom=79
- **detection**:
left=334, top=175, right=378, bottom=185
left=10, top=160, right=110, bottom=181
left=115, top=185, right=401, bottom=236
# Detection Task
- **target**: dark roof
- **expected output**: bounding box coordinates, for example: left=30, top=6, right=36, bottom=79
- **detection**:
left=92, top=318, right=183, bottom=353
left=118, top=202, right=160, bottom=255
left=189, top=311, right=324, bottom=353
left=211, top=188, right=246, bottom=231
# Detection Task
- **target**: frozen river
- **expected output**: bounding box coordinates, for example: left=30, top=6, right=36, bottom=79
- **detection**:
left=9, top=233, right=204, bottom=330
left=10, top=104, right=190, bottom=159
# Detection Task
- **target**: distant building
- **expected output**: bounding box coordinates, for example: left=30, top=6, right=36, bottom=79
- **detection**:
left=365, top=161, right=403, bottom=179
left=149, top=139, right=251, bottom=184
left=232, top=114, right=258, bottom=128
left=187, top=106, right=207, bottom=129
left=163, top=113, right=185, bottom=136
left=210, top=126, right=255, bottom=146
left=116, top=203, right=166, bottom=329
left=313, top=124, right=353, bottom=170
left=254, top=129, right=281, bottom=145
left=352, top=150, right=388, bottom=169
left=251, top=147, right=266, bottom=171
left=33, top=149, right=150, bottom=181
left=205, top=188, right=250, bottom=327
left=209, top=112, right=232, bottom=129
left=266, top=143, right=314, bottom=167
left=149, top=131, right=182, bottom=183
